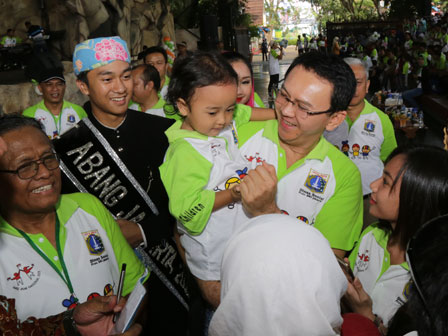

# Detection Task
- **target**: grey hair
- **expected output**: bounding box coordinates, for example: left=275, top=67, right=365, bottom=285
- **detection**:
left=344, top=57, right=369, bottom=80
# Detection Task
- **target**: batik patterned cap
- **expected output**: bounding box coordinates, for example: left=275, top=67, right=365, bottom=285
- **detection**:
left=73, top=36, right=131, bottom=75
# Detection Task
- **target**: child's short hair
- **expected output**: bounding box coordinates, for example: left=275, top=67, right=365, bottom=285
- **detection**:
left=166, top=51, right=237, bottom=109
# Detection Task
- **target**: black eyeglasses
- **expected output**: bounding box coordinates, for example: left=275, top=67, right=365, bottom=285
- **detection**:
left=276, top=87, right=333, bottom=119
left=0, top=153, right=60, bottom=180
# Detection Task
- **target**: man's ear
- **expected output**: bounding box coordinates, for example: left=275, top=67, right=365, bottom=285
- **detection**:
left=76, top=79, right=90, bottom=96
left=176, top=98, right=189, bottom=117
left=326, top=111, right=346, bottom=131
left=366, top=79, right=371, bottom=94
left=145, top=81, right=155, bottom=93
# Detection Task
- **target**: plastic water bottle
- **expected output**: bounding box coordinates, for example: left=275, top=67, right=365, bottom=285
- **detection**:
left=418, top=111, right=424, bottom=128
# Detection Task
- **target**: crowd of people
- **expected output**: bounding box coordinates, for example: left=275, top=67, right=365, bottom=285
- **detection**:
left=0, top=15, right=448, bottom=335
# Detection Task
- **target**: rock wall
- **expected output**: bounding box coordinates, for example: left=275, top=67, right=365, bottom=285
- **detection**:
left=0, top=0, right=175, bottom=59
left=0, top=0, right=175, bottom=115
left=0, top=62, right=87, bottom=115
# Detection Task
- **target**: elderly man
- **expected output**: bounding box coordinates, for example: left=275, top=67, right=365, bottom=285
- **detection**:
left=238, top=52, right=362, bottom=259
left=52, top=37, right=188, bottom=334
left=143, top=46, right=170, bottom=99
left=324, top=57, right=396, bottom=225
left=23, top=68, right=87, bottom=139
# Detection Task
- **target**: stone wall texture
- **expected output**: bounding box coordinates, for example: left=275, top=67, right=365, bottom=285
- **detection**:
left=0, top=0, right=174, bottom=114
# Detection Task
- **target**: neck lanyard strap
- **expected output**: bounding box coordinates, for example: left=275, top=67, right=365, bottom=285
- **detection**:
left=17, top=215, right=77, bottom=301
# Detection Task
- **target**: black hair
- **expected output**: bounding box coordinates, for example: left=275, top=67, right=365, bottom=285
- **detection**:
left=133, top=64, right=161, bottom=91
left=7, top=29, right=13, bottom=34
left=143, top=46, right=168, bottom=63
left=0, top=113, right=45, bottom=136
left=284, top=51, right=356, bottom=113
left=221, top=51, right=253, bottom=79
left=405, top=214, right=448, bottom=336
left=76, top=71, right=89, bottom=86
left=378, top=145, right=448, bottom=250
left=166, top=51, right=238, bottom=109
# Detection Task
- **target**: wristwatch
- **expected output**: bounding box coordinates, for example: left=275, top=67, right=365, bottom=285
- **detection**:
left=62, top=308, right=81, bottom=336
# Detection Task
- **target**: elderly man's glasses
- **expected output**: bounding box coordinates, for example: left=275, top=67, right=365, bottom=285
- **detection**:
left=276, top=87, right=333, bottom=119
left=0, top=153, right=59, bottom=179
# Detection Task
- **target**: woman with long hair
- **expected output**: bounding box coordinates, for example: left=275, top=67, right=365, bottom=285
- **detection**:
left=346, top=145, right=448, bottom=330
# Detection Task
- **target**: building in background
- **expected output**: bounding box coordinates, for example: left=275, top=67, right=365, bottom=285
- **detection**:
left=246, top=0, right=265, bottom=26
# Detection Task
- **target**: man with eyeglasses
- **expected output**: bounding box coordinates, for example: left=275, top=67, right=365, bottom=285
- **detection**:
left=23, top=68, right=87, bottom=139
left=143, top=46, right=170, bottom=100
left=237, top=52, right=363, bottom=259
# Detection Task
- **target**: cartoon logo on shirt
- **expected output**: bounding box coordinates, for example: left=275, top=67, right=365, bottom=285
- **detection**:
left=297, top=216, right=309, bottom=224
left=104, top=283, right=113, bottom=296
left=236, top=167, right=248, bottom=179
left=62, top=294, right=79, bottom=310
left=361, top=145, right=371, bottom=158
left=341, top=141, right=350, bottom=157
left=87, top=292, right=101, bottom=301
left=364, top=120, right=376, bottom=132
left=352, top=144, right=360, bottom=157
left=82, top=230, right=105, bottom=255
left=231, top=123, right=239, bottom=144
left=7, top=263, right=40, bottom=290
left=304, top=169, right=329, bottom=194
left=402, top=280, right=412, bottom=300
left=244, top=152, right=265, bottom=165
left=67, top=114, right=76, bottom=123
left=356, top=250, right=370, bottom=272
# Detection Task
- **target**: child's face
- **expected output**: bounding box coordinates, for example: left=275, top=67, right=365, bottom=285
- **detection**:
left=231, top=60, right=252, bottom=105
left=179, top=83, right=237, bottom=137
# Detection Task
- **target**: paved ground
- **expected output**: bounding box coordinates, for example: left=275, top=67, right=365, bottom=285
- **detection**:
left=252, top=45, right=298, bottom=107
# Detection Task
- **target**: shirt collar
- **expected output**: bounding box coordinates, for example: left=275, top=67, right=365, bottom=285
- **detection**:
left=262, top=120, right=329, bottom=162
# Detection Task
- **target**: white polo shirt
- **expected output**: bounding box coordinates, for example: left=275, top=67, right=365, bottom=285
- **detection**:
left=349, top=224, right=410, bottom=326
left=0, top=193, right=146, bottom=321
left=238, top=120, right=363, bottom=252
left=324, top=100, right=397, bottom=195
left=23, top=100, right=87, bottom=139
left=160, top=104, right=252, bottom=280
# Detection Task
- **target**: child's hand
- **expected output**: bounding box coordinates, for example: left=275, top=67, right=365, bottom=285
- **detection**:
left=230, top=184, right=241, bottom=202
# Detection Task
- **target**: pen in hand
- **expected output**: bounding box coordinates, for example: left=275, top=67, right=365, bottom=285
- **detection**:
left=113, top=263, right=126, bottom=323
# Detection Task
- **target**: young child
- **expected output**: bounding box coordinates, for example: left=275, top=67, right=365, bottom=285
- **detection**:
left=160, top=52, right=270, bottom=309
left=222, top=51, right=266, bottom=108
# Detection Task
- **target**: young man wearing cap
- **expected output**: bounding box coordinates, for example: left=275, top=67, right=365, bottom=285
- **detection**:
left=23, top=69, right=87, bottom=139
left=143, top=46, right=170, bottom=99
left=52, top=36, right=188, bottom=334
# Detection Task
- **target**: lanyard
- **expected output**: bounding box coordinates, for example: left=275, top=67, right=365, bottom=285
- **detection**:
left=16, top=215, right=78, bottom=302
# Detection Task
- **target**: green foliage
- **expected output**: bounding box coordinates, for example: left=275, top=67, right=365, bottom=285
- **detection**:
left=170, top=0, right=252, bottom=28
left=388, top=0, right=427, bottom=18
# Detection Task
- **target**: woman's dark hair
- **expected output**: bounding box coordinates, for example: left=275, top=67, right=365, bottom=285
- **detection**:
left=284, top=51, right=356, bottom=113
left=0, top=113, right=45, bottom=136
left=166, top=51, right=238, bottom=109
left=405, top=214, right=448, bottom=336
left=222, top=51, right=253, bottom=79
left=378, top=145, right=448, bottom=250
left=133, top=64, right=161, bottom=91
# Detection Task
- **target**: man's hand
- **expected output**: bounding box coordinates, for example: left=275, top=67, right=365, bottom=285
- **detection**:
left=116, top=219, right=144, bottom=248
left=74, top=295, right=142, bottom=336
left=240, top=161, right=281, bottom=217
